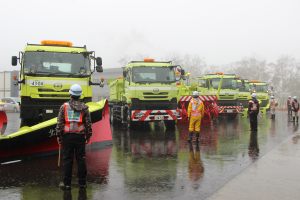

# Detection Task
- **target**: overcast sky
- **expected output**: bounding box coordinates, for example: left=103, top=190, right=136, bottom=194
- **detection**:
left=1, top=0, right=299, bottom=70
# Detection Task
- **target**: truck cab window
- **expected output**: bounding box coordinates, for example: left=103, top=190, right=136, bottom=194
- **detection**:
left=23, top=52, right=90, bottom=77
left=132, top=67, right=176, bottom=83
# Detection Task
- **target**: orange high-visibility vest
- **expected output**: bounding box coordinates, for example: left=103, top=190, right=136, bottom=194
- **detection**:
left=249, top=100, right=258, bottom=111
left=190, top=98, right=203, bottom=117
left=64, top=103, right=84, bottom=133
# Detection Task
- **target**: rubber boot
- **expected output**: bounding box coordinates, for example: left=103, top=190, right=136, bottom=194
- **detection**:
left=187, top=132, right=193, bottom=142
left=293, top=117, right=295, bottom=123
left=297, top=117, right=299, bottom=123
left=195, top=133, right=200, bottom=143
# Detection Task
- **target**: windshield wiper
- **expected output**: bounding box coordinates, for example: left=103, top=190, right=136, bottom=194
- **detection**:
left=25, top=71, right=49, bottom=76
left=48, top=72, right=73, bottom=76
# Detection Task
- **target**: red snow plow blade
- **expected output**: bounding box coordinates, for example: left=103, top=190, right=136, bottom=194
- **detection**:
left=0, top=111, right=7, bottom=135
left=178, top=95, right=219, bottom=125
left=0, top=100, right=112, bottom=162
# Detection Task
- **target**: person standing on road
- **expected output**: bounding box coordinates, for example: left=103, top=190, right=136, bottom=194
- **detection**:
left=56, top=84, right=92, bottom=190
left=287, top=96, right=292, bottom=118
left=187, top=91, right=205, bottom=142
left=292, top=96, right=299, bottom=123
left=270, top=96, right=278, bottom=119
left=248, top=93, right=260, bottom=131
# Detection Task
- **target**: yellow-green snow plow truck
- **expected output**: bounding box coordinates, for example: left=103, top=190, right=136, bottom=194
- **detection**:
left=12, top=40, right=104, bottom=126
left=108, top=58, right=184, bottom=129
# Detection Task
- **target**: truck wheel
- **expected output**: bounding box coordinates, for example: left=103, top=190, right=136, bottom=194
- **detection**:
left=164, top=120, right=176, bottom=130
left=110, top=107, right=117, bottom=126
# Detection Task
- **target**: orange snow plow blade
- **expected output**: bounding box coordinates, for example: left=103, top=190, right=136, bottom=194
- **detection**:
left=0, top=111, right=7, bottom=135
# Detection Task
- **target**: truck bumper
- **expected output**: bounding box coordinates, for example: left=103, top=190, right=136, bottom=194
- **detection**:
left=131, top=110, right=181, bottom=121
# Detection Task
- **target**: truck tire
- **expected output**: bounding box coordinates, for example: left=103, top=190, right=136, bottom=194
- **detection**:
left=164, top=120, right=176, bottom=130
left=110, top=107, right=117, bottom=126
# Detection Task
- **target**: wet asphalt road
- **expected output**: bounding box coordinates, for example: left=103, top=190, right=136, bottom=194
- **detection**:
left=0, top=111, right=299, bottom=200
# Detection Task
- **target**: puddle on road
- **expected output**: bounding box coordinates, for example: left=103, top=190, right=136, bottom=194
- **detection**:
left=0, top=112, right=298, bottom=200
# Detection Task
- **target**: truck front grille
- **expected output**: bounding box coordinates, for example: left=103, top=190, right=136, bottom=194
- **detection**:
left=218, top=100, right=239, bottom=106
left=131, top=99, right=177, bottom=110
left=143, top=92, right=169, bottom=99
left=38, top=88, right=69, bottom=92
left=39, top=94, right=70, bottom=98
left=219, top=95, right=235, bottom=100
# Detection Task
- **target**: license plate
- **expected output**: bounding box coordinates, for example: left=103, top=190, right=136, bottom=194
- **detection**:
left=227, top=109, right=233, bottom=113
left=46, top=109, right=53, bottom=114
left=155, top=115, right=163, bottom=120
left=29, top=80, right=44, bottom=87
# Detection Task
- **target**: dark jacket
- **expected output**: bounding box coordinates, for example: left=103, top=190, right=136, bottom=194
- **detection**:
left=292, top=100, right=299, bottom=112
left=56, top=98, right=92, bottom=140
left=248, top=98, right=260, bottom=115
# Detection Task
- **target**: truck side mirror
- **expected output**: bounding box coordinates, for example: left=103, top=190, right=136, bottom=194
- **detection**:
left=96, top=57, right=102, bottom=66
left=12, top=56, right=18, bottom=66
left=96, top=66, right=103, bottom=73
left=123, top=71, right=127, bottom=77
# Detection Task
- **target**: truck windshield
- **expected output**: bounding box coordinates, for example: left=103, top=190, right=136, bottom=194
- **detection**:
left=238, top=81, right=250, bottom=92
left=198, top=79, right=208, bottom=88
left=132, top=67, right=176, bottom=83
left=23, top=52, right=91, bottom=77
left=251, top=84, right=268, bottom=92
left=211, top=78, right=238, bottom=89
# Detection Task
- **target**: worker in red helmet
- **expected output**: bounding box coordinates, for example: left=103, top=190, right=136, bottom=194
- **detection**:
left=187, top=91, right=205, bottom=142
left=56, top=84, right=92, bottom=190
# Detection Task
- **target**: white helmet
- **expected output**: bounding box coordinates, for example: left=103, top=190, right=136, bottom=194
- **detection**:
left=293, top=96, right=297, bottom=100
left=251, top=93, right=257, bottom=98
left=69, top=84, right=82, bottom=96
left=192, top=91, right=200, bottom=97
left=289, top=96, right=292, bottom=98
left=271, top=96, right=274, bottom=99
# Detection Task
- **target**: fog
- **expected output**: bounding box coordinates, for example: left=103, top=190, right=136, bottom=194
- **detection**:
left=1, top=0, right=300, bottom=70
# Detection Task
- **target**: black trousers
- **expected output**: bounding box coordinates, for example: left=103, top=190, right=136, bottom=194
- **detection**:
left=288, top=106, right=292, bottom=115
left=249, top=113, right=258, bottom=131
left=62, top=133, right=87, bottom=186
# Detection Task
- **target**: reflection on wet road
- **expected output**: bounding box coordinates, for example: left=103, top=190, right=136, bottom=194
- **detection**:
left=0, top=112, right=299, bottom=200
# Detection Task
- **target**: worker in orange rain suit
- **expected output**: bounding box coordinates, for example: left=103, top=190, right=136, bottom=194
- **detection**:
left=187, top=91, right=205, bottom=142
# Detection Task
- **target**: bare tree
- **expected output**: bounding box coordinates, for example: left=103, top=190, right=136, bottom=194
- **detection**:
left=228, top=56, right=270, bottom=81
left=164, top=53, right=207, bottom=78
